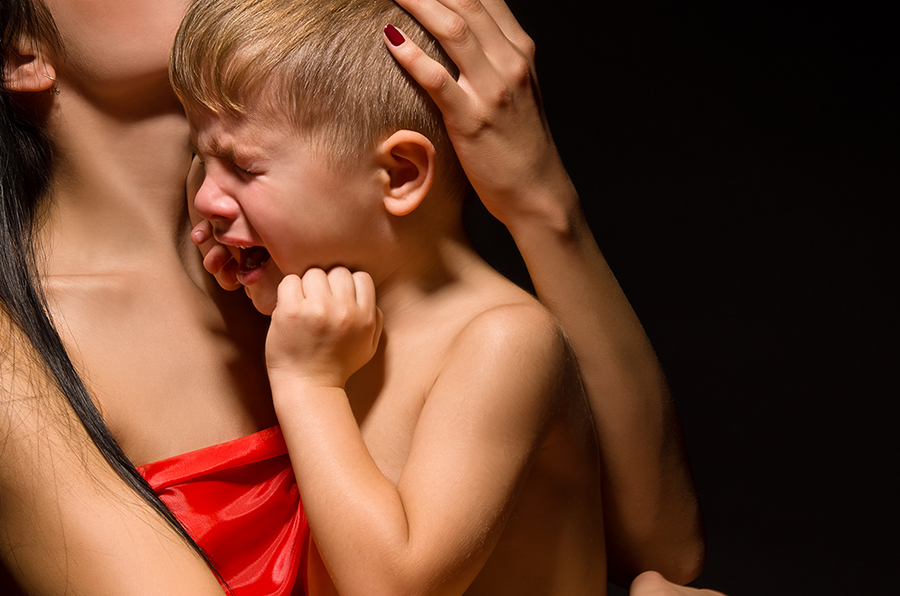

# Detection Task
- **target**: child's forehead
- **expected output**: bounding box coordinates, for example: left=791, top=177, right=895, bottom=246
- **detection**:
left=188, top=107, right=294, bottom=154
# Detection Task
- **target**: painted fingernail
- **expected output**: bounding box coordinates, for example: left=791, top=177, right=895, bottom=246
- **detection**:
left=384, top=24, right=405, bottom=47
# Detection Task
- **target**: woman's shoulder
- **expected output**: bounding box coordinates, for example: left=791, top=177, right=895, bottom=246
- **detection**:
left=0, top=312, right=224, bottom=595
left=1, top=310, right=51, bottom=408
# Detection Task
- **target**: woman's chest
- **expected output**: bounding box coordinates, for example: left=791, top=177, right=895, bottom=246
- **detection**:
left=45, top=271, right=276, bottom=465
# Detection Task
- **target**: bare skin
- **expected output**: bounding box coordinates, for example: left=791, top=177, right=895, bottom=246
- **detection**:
left=384, top=0, right=704, bottom=583
left=272, top=263, right=605, bottom=596
left=1, top=0, right=265, bottom=591
left=631, top=572, right=727, bottom=596
left=200, top=0, right=703, bottom=585
left=2, top=0, right=702, bottom=593
left=189, top=106, right=604, bottom=594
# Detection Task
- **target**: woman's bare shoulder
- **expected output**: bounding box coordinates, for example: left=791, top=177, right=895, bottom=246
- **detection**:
left=0, top=313, right=224, bottom=595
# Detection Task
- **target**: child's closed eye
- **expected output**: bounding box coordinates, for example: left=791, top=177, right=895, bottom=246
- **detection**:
left=231, top=160, right=260, bottom=178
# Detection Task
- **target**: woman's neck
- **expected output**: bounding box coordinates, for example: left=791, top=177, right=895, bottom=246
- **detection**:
left=38, top=82, right=193, bottom=277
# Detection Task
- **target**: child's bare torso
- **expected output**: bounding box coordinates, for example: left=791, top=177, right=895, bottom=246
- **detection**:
left=343, top=258, right=606, bottom=595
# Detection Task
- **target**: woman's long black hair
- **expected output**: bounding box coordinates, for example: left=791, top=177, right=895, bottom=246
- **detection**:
left=1, top=0, right=224, bottom=584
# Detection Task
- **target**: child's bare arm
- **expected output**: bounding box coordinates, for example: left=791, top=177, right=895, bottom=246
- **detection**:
left=386, top=0, right=704, bottom=584
left=267, top=274, right=569, bottom=596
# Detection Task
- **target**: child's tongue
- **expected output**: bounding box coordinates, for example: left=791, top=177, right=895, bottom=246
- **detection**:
left=239, top=246, right=270, bottom=271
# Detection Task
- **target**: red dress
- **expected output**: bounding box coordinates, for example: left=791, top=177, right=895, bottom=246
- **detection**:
left=138, top=426, right=308, bottom=595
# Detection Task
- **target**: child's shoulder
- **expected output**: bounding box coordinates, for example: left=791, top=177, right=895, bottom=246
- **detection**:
left=461, top=298, right=562, bottom=352
left=446, top=282, right=571, bottom=387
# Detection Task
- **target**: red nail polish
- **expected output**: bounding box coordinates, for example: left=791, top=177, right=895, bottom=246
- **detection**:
left=384, top=24, right=405, bottom=47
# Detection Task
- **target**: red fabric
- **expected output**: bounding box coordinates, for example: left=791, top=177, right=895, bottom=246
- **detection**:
left=138, top=426, right=308, bottom=595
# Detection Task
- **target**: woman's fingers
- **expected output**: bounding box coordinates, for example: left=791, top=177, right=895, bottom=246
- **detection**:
left=384, top=24, right=471, bottom=116
left=474, top=0, right=535, bottom=61
left=390, top=0, right=526, bottom=93
left=391, top=0, right=491, bottom=75
left=395, top=0, right=524, bottom=66
left=386, top=0, right=542, bottom=135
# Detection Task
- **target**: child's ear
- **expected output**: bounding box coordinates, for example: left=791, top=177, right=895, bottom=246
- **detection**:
left=377, top=130, right=436, bottom=217
left=3, top=39, right=57, bottom=93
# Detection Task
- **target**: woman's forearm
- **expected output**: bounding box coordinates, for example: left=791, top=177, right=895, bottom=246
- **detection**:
left=504, top=179, right=706, bottom=584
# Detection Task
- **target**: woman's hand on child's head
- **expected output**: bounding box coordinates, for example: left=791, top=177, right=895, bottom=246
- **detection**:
left=385, top=0, right=577, bottom=227
left=266, top=267, right=383, bottom=390
left=187, top=155, right=242, bottom=290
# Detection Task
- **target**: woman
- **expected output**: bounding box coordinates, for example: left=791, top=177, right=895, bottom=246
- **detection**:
left=1, top=0, right=703, bottom=593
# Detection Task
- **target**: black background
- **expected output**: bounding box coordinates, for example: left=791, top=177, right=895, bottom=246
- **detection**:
left=466, top=1, right=896, bottom=594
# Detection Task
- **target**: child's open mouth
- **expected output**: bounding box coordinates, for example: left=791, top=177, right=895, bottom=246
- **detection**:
left=238, top=246, right=271, bottom=273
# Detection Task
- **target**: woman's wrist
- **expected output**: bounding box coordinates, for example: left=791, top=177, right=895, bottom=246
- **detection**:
left=500, top=173, right=587, bottom=247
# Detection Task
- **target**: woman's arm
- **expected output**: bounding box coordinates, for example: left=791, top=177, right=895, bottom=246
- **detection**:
left=386, top=0, right=705, bottom=584
left=0, top=319, right=225, bottom=595
left=631, top=571, right=727, bottom=596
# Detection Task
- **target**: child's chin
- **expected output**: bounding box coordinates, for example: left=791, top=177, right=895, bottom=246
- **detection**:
left=245, top=284, right=277, bottom=317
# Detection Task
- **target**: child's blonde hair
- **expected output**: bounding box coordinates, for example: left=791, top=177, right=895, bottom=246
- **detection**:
left=171, top=0, right=464, bottom=190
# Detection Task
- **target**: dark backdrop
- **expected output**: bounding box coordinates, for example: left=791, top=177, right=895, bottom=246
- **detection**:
left=467, top=1, right=896, bottom=594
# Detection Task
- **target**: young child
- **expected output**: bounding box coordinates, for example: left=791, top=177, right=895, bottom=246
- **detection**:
left=172, top=0, right=605, bottom=594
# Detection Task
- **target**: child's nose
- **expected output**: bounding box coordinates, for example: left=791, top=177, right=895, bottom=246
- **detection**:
left=194, top=175, right=239, bottom=223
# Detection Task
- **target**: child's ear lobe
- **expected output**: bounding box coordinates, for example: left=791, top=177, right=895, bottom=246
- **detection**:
left=378, top=130, right=436, bottom=217
left=4, top=38, right=57, bottom=93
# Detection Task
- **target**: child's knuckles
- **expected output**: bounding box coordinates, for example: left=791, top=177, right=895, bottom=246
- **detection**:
left=332, top=305, right=362, bottom=332
left=301, top=301, right=332, bottom=329
left=275, top=278, right=302, bottom=303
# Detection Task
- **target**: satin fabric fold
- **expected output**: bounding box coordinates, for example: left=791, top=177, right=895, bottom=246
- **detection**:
left=138, top=426, right=308, bottom=595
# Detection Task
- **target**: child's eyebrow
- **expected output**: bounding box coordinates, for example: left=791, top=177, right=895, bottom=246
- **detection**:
left=187, top=132, right=217, bottom=158
left=191, top=136, right=262, bottom=165
left=190, top=136, right=226, bottom=158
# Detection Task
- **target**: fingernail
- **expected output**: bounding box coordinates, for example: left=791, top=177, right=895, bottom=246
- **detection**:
left=191, top=228, right=206, bottom=245
left=384, top=24, right=405, bottom=47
